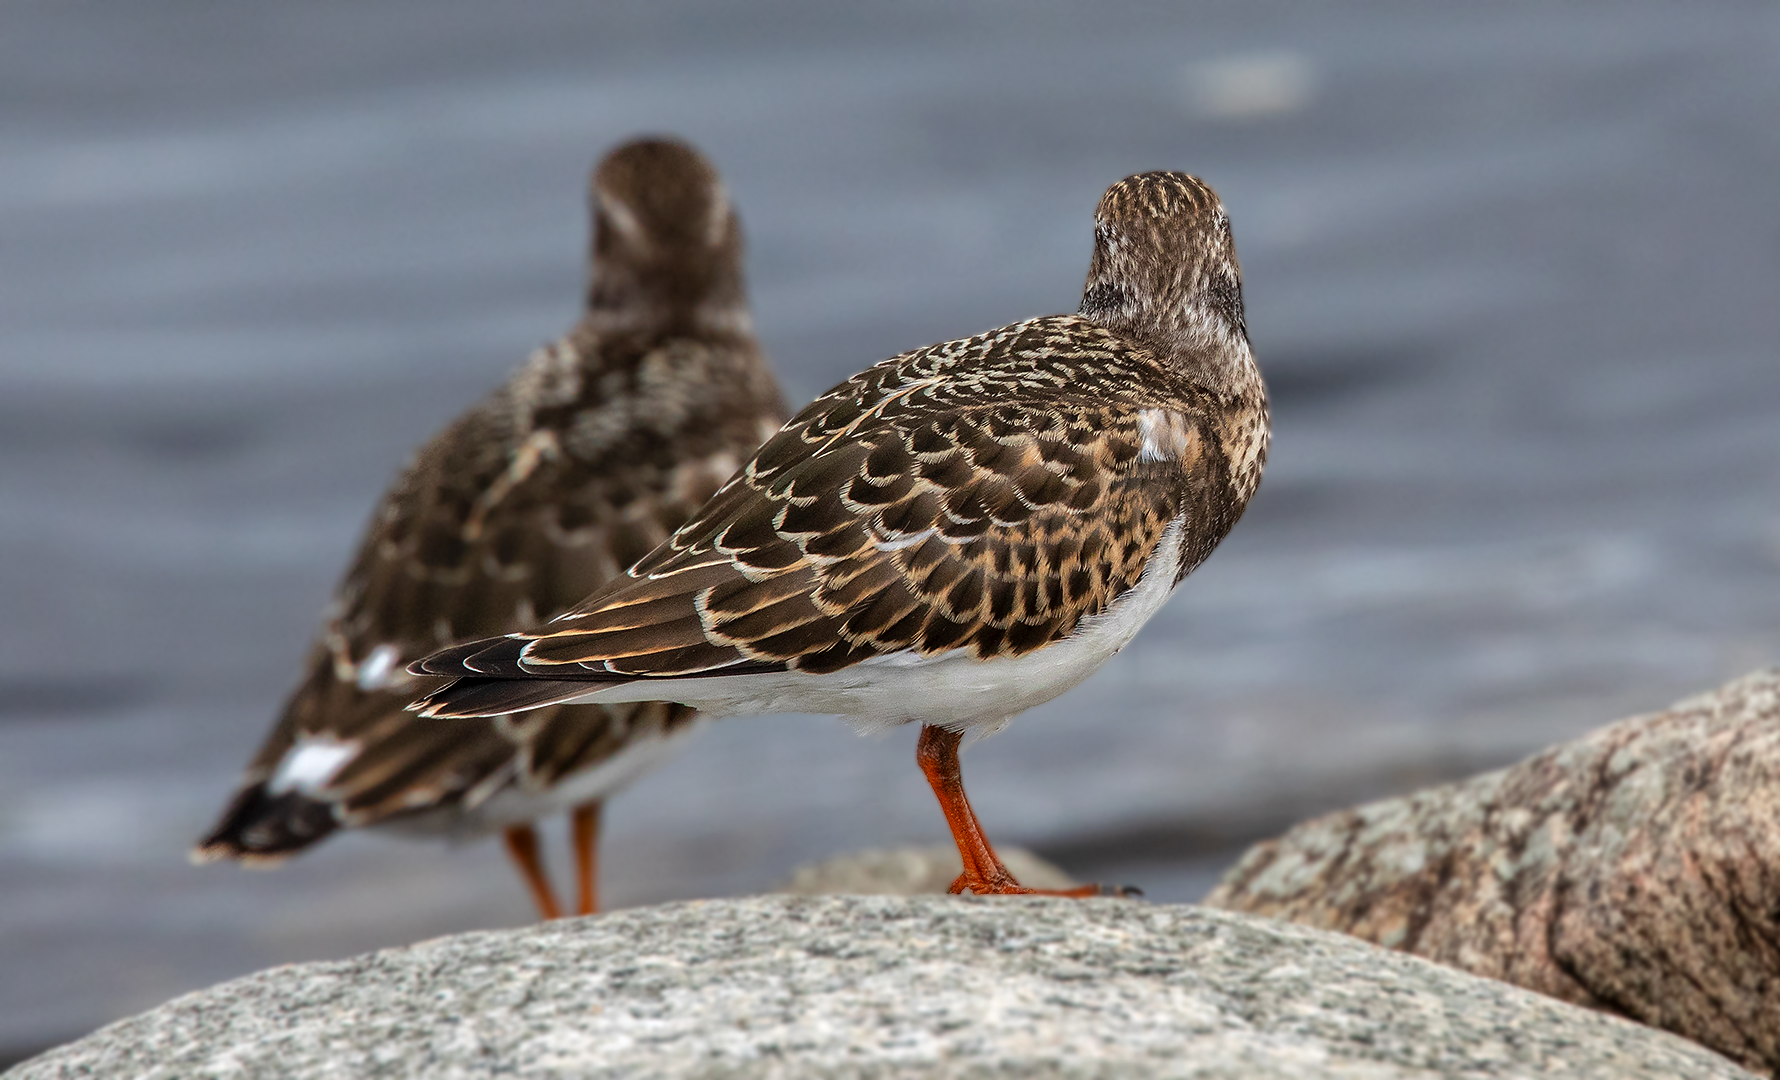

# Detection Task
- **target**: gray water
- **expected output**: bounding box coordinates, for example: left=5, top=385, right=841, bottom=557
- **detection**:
left=3, top=0, right=1779, bottom=1058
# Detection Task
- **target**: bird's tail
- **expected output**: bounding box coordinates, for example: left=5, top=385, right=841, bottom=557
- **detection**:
left=189, top=780, right=339, bottom=865
left=408, top=676, right=614, bottom=719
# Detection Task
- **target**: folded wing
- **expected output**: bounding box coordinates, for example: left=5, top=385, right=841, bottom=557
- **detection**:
left=414, top=322, right=1222, bottom=719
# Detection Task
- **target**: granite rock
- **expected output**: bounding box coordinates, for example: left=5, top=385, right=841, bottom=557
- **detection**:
left=776, top=844, right=1078, bottom=895
left=1206, top=669, right=1780, bottom=1076
left=8, top=895, right=1752, bottom=1079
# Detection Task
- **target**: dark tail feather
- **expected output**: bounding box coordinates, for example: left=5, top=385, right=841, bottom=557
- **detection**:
left=409, top=634, right=521, bottom=677
left=409, top=676, right=612, bottom=719
left=190, top=781, right=339, bottom=864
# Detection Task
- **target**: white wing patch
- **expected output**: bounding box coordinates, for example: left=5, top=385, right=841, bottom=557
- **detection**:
left=355, top=643, right=405, bottom=691
left=268, top=735, right=359, bottom=796
left=1136, top=408, right=1200, bottom=464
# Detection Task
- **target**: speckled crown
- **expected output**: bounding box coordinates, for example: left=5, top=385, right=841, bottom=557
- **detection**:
left=1079, top=171, right=1246, bottom=356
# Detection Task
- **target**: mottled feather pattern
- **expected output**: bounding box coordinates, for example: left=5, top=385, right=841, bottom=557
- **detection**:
left=433, top=312, right=1261, bottom=692
left=226, top=325, right=780, bottom=836
left=199, top=138, right=787, bottom=857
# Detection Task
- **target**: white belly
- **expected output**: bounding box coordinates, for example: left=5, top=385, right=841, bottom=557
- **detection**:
left=561, top=515, right=1188, bottom=736
left=373, top=718, right=706, bottom=839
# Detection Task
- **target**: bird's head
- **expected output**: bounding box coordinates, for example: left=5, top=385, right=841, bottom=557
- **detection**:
left=585, top=137, right=748, bottom=333
left=1079, top=172, right=1247, bottom=362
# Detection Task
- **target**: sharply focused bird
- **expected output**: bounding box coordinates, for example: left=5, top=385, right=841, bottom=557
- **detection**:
left=194, top=138, right=788, bottom=917
left=412, top=171, right=1268, bottom=896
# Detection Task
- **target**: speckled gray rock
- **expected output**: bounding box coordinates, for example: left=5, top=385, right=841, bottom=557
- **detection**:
left=1205, top=669, right=1780, bottom=1076
left=776, top=844, right=1078, bottom=895
left=9, top=895, right=1753, bottom=1079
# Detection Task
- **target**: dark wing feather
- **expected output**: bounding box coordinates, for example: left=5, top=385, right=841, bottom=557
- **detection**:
left=415, top=316, right=1253, bottom=719
left=413, top=678, right=611, bottom=720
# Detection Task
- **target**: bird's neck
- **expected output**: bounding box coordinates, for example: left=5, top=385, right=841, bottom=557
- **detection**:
left=1089, top=296, right=1260, bottom=402
left=581, top=261, right=752, bottom=340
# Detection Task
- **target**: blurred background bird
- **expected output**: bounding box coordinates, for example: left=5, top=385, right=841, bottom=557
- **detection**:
left=191, top=137, right=788, bottom=920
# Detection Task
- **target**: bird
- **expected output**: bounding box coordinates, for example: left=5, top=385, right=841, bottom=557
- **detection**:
left=410, top=171, right=1268, bottom=896
left=193, top=137, right=789, bottom=918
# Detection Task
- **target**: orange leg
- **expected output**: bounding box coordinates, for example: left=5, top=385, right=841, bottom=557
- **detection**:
left=915, top=724, right=1105, bottom=897
left=572, top=801, right=602, bottom=916
left=502, top=823, right=563, bottom=920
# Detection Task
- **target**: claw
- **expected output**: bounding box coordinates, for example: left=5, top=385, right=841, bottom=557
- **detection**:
left=919, top=725, right=1139, bottom=902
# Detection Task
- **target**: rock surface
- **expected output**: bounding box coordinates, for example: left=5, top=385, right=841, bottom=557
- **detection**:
left=777, top=844, right=1078, bottom=895
left=9, top=895, right=1752, bottom=1079
left=1206, top=669, right=1780, bottom=1077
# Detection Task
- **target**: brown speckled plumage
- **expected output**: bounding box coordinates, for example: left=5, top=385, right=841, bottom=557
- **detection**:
left=414, top=173, right=1265, bottom=705
left=195, top=139, right=786, bottom=912
left=419, top=319, right=1239, bottom=687
left=410, top=171, right=1268, bottom=898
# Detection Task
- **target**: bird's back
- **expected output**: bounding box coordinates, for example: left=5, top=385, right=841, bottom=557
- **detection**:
left=412, top=308, right=1265, bottom=727
left=199, top=125, right=789, bottom=863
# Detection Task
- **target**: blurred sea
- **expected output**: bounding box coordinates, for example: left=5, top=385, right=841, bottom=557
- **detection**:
left=2, top=0, right=1778, bottom=1059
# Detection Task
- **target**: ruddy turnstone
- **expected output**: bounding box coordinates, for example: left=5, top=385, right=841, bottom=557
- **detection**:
left=411, top=171, right=1267, bottom=896
left=193, top=138, right=788, bottom=918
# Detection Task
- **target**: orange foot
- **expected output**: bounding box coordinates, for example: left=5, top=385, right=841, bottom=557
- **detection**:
left=916, top=724, right=1141, bottom=899
left=947, top=872, right=1140, bottom=898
